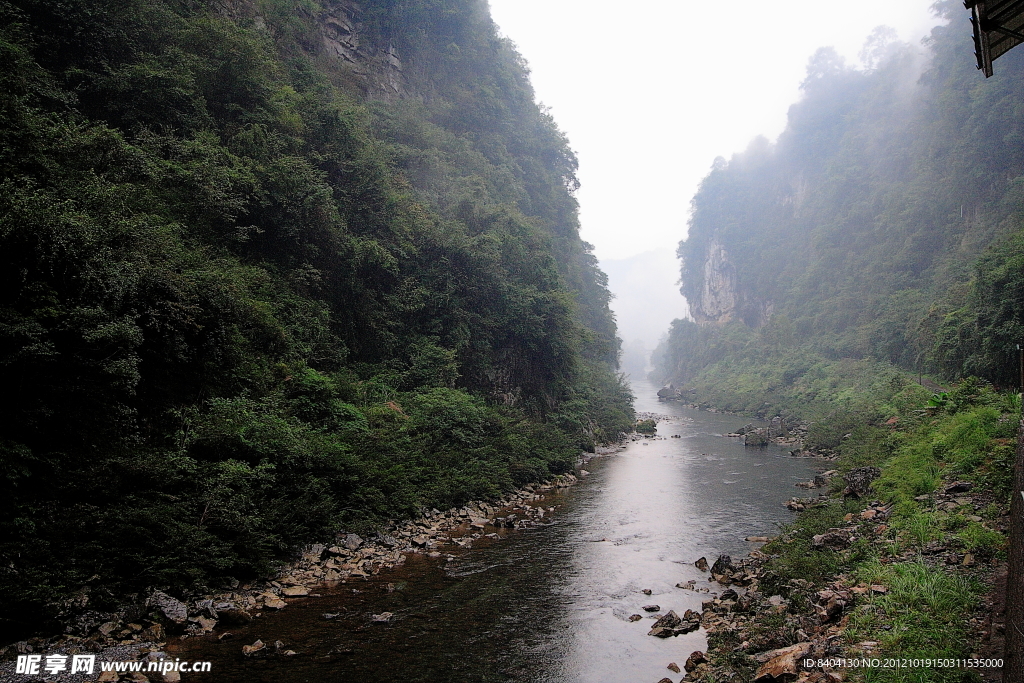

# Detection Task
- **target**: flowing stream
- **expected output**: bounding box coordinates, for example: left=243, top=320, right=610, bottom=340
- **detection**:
left=174, top=379, right=818, bottom=682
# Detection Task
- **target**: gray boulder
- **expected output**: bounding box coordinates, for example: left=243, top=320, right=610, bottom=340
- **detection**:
left=149, top=591, right=188, bottom=624
left=710, top=554, right=734, bottom=576
left=843, top=467, right=881, bottom=498
left=812, top=531, right=851, bottom=551
left=744, top=430, right=769, bottom=448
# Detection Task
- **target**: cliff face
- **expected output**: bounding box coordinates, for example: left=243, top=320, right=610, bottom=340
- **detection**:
left=686, top=239, right=773, bottom=328
left=689, top=239, right=736, bottom=324
left=212, top=0, right=407, bottom=99
left=319, top=1, right=408, bottom=99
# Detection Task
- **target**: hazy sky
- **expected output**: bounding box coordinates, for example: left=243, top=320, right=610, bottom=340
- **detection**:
left=488, top=0, right=950, bottom=261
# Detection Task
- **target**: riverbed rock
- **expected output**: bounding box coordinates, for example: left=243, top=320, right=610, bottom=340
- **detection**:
left=676, top=619, right=700, bottom=635
left=193, top=616, right=217, bottom=632
left=282, top=586, right=309, bottom=597
left=648, top=610, right=700, bottom=637
left=371, top=612, right=393, bottom=623
left=642, top=604, right=661, bottom=612
left=744, top=430, right=769, bottom=448
left=710, top=554, right=734, bottom=576
left=263, top=595, right=286, bottom=610
left=341, top=533, right=363, bottom=550
left=652, top=610, right=681, bottom=629
left=685, top=651, right=707, bottom=672
left=668, top=662, right=681, bottom=673
left=695, top=556, right=709, bottom=571
left=752, top=642, right=812, bottom=682
left=141, top=623, right=165, bottom=641
left=815, top=594, right=847, bottom=623
left=242, top=639, right=266, bottom=656
left=657, top=385, right=680, bottom=399
left=148, top=591, right=188, bottom=624
left=194, top=598, right=218, bottom=619
left=843, top=467, right=881, bottom=498
left=813, top=471, right=835, bottom=487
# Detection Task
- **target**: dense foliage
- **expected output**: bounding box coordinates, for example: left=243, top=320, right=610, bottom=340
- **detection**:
left=656, top=2, right=1024, bottom=393
left=0, top=0, right=633, bottom=637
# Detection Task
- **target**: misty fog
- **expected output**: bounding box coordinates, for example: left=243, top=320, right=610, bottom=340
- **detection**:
left=600, top=249, right=688, bottom=378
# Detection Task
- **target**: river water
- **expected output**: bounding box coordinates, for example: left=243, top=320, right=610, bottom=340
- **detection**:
left=175, top=379, right=817, bottom=682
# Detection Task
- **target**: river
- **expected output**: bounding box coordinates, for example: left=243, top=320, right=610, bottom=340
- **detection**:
left=175, top=379, right=818, bottom=682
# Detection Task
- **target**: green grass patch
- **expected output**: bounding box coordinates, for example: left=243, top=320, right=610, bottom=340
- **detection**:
left=849, top=560, right=982, bottom=683
left=759, top=498, right=868, bottom=594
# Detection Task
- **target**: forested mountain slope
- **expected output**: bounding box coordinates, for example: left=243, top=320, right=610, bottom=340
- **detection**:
left=0, top=0, right=632, bottom=636
left=655, top=2, right=1024, bottom=400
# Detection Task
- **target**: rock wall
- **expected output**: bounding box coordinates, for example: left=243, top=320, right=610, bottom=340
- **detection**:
left=688, top=239, right=772, bottom=328
left=211, top=0, right=407, bottom=100
left=690, top=240, right=737, bottom=324
left=319, top=1, right=408, bottom=100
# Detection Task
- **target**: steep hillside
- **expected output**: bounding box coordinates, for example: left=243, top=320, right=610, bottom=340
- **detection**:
left=656, top=2, right=1024, bottom=399
left=647, top=11, right=1022, bottom=672
left=0, top=0, right=632, bottom=637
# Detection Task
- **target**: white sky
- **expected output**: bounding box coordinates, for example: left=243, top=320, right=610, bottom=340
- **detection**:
left=488, top=0, right=949, bottom=261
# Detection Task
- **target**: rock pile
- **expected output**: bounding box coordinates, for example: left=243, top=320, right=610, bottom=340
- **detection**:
left=648, top=610, right=701, bottom=638
left=725, top=419, right=810, bottom=449
left=0, top=470, right=593, bottom=673
left=682, top=474, right=1006, bottom=683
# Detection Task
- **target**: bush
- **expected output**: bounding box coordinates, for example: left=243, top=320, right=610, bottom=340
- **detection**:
left=635, top=419, right=657, bottom=434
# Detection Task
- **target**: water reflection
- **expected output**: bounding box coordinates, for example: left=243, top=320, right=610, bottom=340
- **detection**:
left=174, top=380, right=817, bottom=682
left=554, top=380, right=814, bottom=682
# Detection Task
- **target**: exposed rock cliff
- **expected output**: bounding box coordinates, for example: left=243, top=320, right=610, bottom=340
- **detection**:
left=687, top=239, right=772, bottom=327
left=213, top=0, right=407, bottom=99
left=319, top=1, right=408, bottom=99
left=690, top=239, right=737, bottom=324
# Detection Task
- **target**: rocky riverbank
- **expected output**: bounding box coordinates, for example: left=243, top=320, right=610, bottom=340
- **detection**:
left=656, top=386, right=824, bottom=455
left=658, top=469, right=1008, bottom=683
left=0, top=447, right=630, bottom=682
